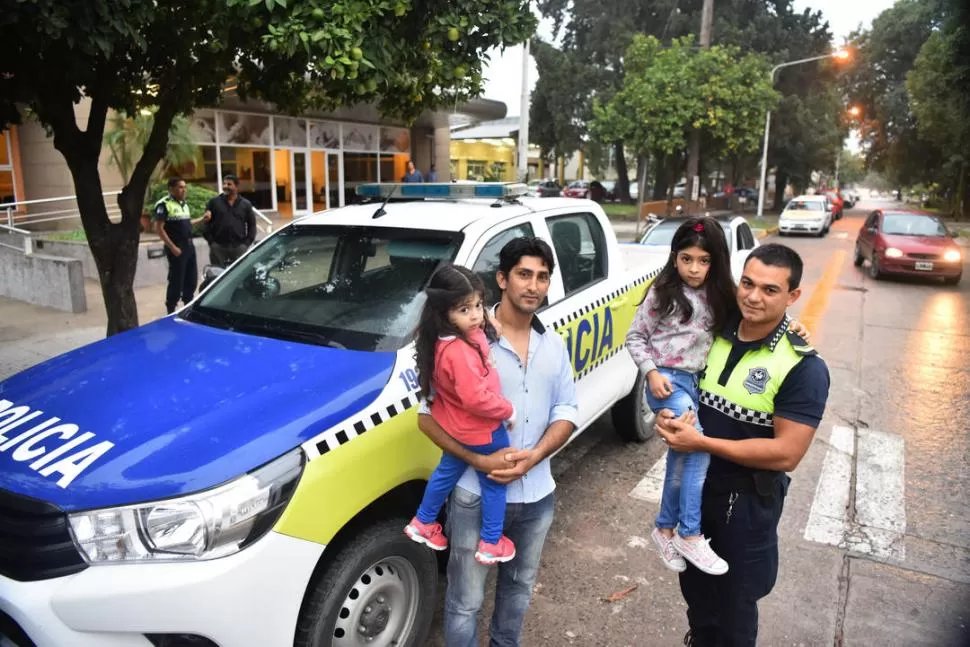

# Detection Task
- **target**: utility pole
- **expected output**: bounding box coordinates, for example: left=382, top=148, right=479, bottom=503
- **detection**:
left=517, top=39, right=531, bottom=183
left=685, top=0, right=714, bottom=209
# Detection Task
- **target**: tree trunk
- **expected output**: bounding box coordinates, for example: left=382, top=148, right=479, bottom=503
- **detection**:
left=653, top=151, right=669, bottom=200
left=614, top=142, right=631, bottom=203
left=47, top=96, right=176, bottom=336
left=773, top=169, right=789, bottom=212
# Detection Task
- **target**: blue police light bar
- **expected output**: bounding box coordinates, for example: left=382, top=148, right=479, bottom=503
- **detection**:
left=356, top=182, right=529, bottom=200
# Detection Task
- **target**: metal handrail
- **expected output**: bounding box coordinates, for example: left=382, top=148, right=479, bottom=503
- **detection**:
left=2, top=191, right=122, bottom=209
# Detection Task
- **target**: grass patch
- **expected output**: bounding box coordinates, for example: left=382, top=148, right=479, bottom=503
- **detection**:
left=601, top=203, right=640, bottom=220
left=44, top=229, right=87, bottom=241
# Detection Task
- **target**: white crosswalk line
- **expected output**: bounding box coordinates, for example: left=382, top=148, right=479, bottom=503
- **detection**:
left=833, top=231, right=849, bottom=239
left=850, top=428, right=907, bottom=560
left=804, top=425, right=854, bottom=547
left=803, top=425, right=907, bottom=560
left=629, top=452, right=667, bottom=503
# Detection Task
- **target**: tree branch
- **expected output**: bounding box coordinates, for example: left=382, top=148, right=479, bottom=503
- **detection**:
left=85, top=92, right=110, bottom=157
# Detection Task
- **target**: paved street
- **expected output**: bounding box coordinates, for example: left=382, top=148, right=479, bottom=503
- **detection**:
left=429, top=201, right=970, bottom=646
left=2, top=201, right=968, bottom=646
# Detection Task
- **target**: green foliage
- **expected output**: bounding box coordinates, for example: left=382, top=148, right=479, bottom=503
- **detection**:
left=104, top=112, right=200, bottom=186
left=147, top=182, right=220, bottom=237
left=529, top=40, right=597, bottom=165
left=837, top=150, right=866, bottom=187
left=592, top=35, right=778, bottom=164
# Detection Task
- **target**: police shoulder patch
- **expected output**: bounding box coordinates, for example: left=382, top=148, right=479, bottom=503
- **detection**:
left=786, top=330, right=818, bottom=356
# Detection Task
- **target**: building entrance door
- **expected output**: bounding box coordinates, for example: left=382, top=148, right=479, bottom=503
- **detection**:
left=290, top=149, right=310, bottom=216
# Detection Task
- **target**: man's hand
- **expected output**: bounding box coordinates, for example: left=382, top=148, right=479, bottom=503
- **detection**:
left=203, top=210, right=212, bottom=222
left=647, top=370, right=673, bottom=399
left=655, top=410, right=705, bottom=453
left=169, top=245, right=182, bottom=257
left=788, top=318, right=812, bottom=342
left=487, top=449, right=538, bottom=485
left=476, top=448, right=517, bottom=474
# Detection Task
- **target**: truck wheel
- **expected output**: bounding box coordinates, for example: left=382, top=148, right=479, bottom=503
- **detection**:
left=295, top=518, right=437, bottom=647
left=611, top=371, right=654, bottom=443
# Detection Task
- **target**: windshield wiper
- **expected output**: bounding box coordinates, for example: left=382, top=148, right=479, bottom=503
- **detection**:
left=231, top=320, right=343, bottom=348
left=180, top=306, right=234, bottom=328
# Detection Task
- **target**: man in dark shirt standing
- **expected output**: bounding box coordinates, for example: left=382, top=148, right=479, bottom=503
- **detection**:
left=402, top=160, right=424, bottom=183
left=155, top=176, right=206, bottom=314
left=203, top=174, right=257, bottom=267
left=656, top=244, right=831, bottom=647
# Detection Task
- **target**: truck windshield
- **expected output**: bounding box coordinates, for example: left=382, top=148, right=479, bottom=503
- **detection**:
left=182, top=225, right=463, bottom=351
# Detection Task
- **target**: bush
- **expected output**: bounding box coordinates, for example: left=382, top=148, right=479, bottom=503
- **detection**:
left=147, top=182, right=220, bottom=237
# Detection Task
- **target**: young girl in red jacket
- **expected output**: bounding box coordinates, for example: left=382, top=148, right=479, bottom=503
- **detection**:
left=405, top=264, right=517, bottom=565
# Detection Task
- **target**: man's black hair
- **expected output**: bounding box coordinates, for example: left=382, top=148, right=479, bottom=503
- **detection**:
left=498, top=236, right=556, bottom=277
left=223, top=173, right=239, bottom=185
left=167, top=176, right=184, bottom=189
left=745, top=243, right=804, bottom=290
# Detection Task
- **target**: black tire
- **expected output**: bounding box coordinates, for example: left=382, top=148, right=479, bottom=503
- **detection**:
left=295, top=517, right=437, bottom=647
left=611, top=371, right=654, bottom=443
left=853, top=245, right=864, bottom=267
left=868, top=253, right=882, bottom=280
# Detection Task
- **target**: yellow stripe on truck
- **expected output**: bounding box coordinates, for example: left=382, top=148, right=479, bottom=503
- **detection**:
left=274, top=408, right=440, bottom=545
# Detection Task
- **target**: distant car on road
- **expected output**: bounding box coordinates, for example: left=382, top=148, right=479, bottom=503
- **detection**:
left=778, top=194, right=832, bottom=237
left=528, top=179, right=562, bottom=197
left=855, top=209, right=962, bottom=284
left=638, top=214, right=760, bottom=283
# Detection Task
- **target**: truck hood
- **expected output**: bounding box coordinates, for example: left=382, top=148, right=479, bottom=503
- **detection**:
left=0, top=316, right=395, bottom=511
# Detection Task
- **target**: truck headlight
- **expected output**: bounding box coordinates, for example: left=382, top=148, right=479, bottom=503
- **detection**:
left=69, top=449, right=304, bottom=563
left=884, top=247, right=904, bottom=258
left=943, top=249, right=961, bottom=262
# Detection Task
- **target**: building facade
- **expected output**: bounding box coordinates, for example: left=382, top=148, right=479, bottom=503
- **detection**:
left=2, top=97, right=505, bottom=223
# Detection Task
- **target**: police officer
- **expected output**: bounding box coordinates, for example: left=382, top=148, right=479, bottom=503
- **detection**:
left=154, top=177, right=207, bottom=314
left=656, top=243, right=831, bottom=647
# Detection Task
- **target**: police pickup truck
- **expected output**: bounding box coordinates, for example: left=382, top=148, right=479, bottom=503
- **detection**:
left=0, top=182, right=662, bottom=647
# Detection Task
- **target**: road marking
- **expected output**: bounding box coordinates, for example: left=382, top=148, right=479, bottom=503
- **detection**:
left=803, top=426, right=906, bottom=560
left=804, top=426, right=854, bottom=547
left=850, top=428, right=907, bottom=560
left=798, top=249, right=846, bottom=338
left=628, top=452, right=667, bottom=503
left=833, top=232, right=849, bottom=239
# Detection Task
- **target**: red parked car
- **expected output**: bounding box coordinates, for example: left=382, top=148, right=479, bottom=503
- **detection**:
left=855, top=209, right=963, bottom=284
left=563, top=180, right=590, bottom=198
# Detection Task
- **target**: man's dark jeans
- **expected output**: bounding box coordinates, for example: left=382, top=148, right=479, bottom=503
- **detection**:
left=165, top=243, right=197, bottom=313
left=679, top=475, right=789, bottom=647
left=209, top=242, right=248, bottom=268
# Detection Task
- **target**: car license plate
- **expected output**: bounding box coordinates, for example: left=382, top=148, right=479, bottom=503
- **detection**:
left=915, top=261, right=934, bottom=271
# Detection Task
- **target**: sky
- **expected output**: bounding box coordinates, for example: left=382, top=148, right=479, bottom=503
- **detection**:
left=481, top=0, right=898, bottom=118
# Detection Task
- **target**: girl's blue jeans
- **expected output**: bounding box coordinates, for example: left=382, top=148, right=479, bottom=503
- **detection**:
left=645, top=367, right=710, bottom=538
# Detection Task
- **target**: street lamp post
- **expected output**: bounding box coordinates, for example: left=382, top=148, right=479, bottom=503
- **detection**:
left=756, top=50, right=850, bottom=219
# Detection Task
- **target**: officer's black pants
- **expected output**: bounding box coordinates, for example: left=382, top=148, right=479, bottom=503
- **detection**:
left=678, top=475, right=789, bottom=647
left=165, top=243, right=197, bottom=313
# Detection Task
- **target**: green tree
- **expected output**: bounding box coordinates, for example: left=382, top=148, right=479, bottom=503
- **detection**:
left=104, top=112, right=200, bottom=194
left=591, top=35, right=777, bottom=204
left=0, top=0, right=535, bottom=334
left=836, top=150, right=866, bottom=188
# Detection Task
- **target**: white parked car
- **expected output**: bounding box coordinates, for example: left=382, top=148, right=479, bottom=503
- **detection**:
left=635, top=214, right=760, bottom=284
left=778, top=194, right=832, bottom=237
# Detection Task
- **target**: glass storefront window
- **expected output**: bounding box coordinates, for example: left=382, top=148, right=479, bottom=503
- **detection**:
left=0, top=170, right=14, bottom=206
left=467, top=160, right=487, bottom=181
left=169, top=145, right=218, bottom=192
left=189, top=110, right=217, bottom=144
left=275, top=118, right=308, bottom=148
left=343, top=124, right=378, bottom=152
left=221, top=147, right=273, bottom=210
left=380, top=154, right=410, bottom=183
left=218, top=112, right=271, bottom=146
left=310, top=121, right=341, bottom=149
left=0, top=130, right=10, bottom=166
left=344, top=153, right=378, bottom=204
left=380, top=127, right=410, bottom=154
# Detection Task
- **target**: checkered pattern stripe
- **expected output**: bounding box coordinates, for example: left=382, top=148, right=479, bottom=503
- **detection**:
left=550, top=268, right=660, bottom=333
left=314, top=390, right=422, bottom=456
left=700, top=390, right=773, bottom=427
left=575, top=344, right=625, bottom=379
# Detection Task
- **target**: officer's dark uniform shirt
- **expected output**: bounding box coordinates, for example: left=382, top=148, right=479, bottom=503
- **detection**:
left=153, top=196, right=192, bottom=247
left=204, top=193, right=256, bottom=246
left=700, top=313, right=831, bottom=480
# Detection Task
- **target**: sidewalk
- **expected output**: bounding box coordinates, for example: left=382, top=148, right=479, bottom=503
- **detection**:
left=0, top=279, right=169, bottom=380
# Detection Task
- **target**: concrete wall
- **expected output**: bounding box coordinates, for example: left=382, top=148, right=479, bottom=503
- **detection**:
left=33, top=237, right=210, bottom=289
left=0, top=245, right=86, bottom=313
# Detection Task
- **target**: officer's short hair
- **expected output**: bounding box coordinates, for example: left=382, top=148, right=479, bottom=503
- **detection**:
left=746, top=243, right=804, bottom=290
left=223, top=174, right=239, bottom=186
left=167, top=176, right=184, bottom=189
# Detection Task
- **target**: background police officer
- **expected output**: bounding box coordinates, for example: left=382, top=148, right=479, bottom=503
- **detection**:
left=202, top=173, right=257, bottom=267
left=154, top=177, right=207, bottom=314
left=656, top=243, right=831, bottom=647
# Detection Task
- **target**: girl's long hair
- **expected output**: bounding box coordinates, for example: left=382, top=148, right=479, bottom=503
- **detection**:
left=640, top=216, right=736, bottom=333
left=414, top=264, right=497, bottom=397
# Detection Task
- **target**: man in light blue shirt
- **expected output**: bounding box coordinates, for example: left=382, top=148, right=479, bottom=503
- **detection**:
left=418, top=237, right=578, bottom=647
